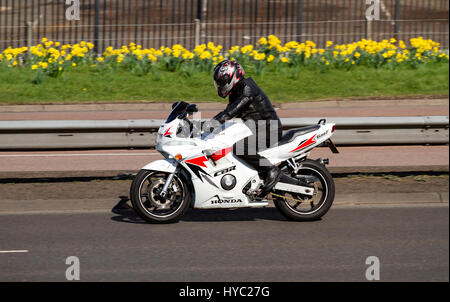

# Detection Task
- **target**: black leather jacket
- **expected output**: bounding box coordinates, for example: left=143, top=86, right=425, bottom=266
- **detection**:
left=213, top=77, right=282, bottom=150
left=213, top=77, right=281, bottom=125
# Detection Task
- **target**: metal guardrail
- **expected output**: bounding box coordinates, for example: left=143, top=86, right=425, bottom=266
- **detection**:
left=0, top=116, right=448, bottom=150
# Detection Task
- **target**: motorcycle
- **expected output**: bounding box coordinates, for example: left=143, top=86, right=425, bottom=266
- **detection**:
left=130, top=101, right=339, bottom=223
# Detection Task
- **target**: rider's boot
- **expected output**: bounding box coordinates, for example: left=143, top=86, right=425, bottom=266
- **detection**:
left=259, top=165, right=282, bottom=196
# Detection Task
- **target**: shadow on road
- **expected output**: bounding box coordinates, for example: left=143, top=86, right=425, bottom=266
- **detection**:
left=181, top=207, right=286, bottom=222
left=110, top=197, right=289, bottom=223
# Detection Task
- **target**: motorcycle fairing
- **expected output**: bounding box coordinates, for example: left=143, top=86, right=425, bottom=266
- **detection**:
left=141, top=159, right=178, bottom=173
left=258, top=123, right=335, bottom=164
left=180, top=150, right=262, bottom=209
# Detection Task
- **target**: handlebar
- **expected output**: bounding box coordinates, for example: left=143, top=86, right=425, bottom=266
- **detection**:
left=176, top=102, right=198, bottom=119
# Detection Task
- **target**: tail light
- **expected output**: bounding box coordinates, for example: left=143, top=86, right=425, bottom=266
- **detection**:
left=331, top=125, right=336, bottom=133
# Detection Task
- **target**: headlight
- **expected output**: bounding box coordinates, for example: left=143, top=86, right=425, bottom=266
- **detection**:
left=155, top=134, right=162, bottom=145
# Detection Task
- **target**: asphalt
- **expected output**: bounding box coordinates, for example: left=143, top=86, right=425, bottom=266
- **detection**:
left=0, top=192, right=447, bottom=214
left=0, top=204, right=447, bottom=282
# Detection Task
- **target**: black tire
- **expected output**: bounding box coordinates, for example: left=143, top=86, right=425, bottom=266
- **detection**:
left=274, top=159, right=335, bottom=221
left=130, top=169, right=191, bottom=224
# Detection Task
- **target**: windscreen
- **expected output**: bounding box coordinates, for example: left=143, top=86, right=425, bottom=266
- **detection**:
left=165, top=101, right=188, bottom=123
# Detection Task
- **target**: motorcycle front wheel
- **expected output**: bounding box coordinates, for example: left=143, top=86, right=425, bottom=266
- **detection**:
left=273, top=159, right=335, bottom=221
left=130, top=170, right=191, bottom=224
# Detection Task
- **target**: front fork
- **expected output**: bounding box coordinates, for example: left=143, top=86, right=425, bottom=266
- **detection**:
left=159, top=163, right=179, bottom=198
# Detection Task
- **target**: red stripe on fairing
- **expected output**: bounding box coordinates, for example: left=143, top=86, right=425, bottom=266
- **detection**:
left=163, top=126, right=173, bottom=137
left=185, top=156, right=209, bottom=168
left=289, top=134, right=317, bottom=153
left=211, top=147, right=232, bottom=162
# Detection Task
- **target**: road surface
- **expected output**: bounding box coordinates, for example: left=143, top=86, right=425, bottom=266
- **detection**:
left=0, top=204, right=447, bottom=282
left=0, top=146, right=448, bottom=174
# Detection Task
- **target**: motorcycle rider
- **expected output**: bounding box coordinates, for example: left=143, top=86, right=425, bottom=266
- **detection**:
left=211, top=60, right=283, bottom=195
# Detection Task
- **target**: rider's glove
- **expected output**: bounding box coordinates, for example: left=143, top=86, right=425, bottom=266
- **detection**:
left=212, top=111, right=230, bottom=124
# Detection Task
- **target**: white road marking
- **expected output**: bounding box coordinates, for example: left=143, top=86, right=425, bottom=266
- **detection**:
left=0, top=250, right=29, bottom=253
left=0, top=153, right=160, bottom=157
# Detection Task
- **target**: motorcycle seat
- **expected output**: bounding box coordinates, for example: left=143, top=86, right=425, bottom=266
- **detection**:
left=273, top=125, right=321, bottom=147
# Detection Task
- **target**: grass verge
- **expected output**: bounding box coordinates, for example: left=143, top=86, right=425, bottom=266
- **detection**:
left=0, top=63, right=448, bottom=104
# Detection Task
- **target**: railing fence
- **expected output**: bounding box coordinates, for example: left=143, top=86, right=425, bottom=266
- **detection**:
left=0, top=0, right=448, bottom=52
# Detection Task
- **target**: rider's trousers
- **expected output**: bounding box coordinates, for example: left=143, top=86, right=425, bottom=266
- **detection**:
left=233, top=119, right=282, bottom=172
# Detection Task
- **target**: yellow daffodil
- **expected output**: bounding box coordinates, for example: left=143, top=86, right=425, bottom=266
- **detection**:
left=240, top=45, right=253, bottom=54
left=254, top=53, right=266, bottom=61
left=258, top=37, right=268, bottom=45
left=199, top=51, right=212, bottom=60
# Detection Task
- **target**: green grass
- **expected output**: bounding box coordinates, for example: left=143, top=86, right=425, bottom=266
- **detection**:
left=0, top=63, right=448, bottom=104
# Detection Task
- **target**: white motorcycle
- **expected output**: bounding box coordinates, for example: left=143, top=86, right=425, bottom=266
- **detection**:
left=130, top=101, right=339, bottom=223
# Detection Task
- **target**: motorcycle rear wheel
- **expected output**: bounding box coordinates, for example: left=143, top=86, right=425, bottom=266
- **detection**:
left=130, top=169, right=191, bottom=224
left=273, top=159, right=335, bottom=221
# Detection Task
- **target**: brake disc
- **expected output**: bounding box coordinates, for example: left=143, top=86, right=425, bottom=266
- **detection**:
left=148, top=179, right=178, bottom=209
